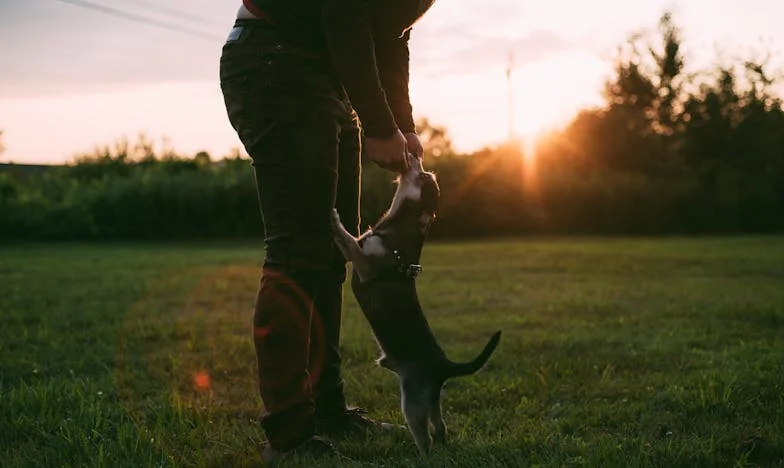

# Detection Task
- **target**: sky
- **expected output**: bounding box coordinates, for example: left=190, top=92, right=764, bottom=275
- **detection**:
left=1, top=0, right=783, bottom=164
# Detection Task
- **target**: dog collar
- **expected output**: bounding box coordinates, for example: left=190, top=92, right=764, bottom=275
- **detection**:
left=393, top=249, right=423, bottom=278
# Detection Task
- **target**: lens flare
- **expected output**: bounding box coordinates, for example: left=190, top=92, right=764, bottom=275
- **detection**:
left=193, top=371, right=211, bottom=390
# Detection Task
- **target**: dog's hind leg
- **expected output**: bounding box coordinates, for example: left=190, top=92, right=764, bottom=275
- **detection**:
left=329, top=209, right=373, bottom=282
left=429, top=389, right=447, bottom=445
left=401, top=380, right=432, bottom=455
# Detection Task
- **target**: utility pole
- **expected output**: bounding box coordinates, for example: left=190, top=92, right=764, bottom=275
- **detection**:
left=506, top=50, right=515, bottom=142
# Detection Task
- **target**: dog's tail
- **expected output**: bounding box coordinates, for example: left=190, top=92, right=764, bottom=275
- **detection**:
left=444, top=331, right=502, bottom=379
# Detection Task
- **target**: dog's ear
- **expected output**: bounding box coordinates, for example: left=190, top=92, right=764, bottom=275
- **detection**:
left=420, top=178, right=439, bottom=213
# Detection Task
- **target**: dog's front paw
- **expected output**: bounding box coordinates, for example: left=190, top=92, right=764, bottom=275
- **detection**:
left=330, top=209, right=342, bottom=231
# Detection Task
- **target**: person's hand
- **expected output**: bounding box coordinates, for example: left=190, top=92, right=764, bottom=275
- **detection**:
left=404, top=132, right=424, bottom=159
left=365, top=129, right=409, bottom=173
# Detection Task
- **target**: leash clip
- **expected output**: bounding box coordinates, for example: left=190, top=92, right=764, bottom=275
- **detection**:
left=406, top=264, right=423, bottom=278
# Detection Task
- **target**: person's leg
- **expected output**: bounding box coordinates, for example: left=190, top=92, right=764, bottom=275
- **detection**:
left=219, top=21, right=349, bottom=454
left=250, top=111, right=341, bottom=450
left=311, top=112, right=362, bottom=414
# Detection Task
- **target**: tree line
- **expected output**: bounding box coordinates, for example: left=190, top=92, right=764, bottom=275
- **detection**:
left=533, top=12, right=784, bottom=234
left=1, top=11, right=782, bottom=241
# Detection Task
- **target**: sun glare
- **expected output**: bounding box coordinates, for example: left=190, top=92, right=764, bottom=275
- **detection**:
left=411, top=50, right=606, bottom=155
left=510, top=53, right=606, bottom=146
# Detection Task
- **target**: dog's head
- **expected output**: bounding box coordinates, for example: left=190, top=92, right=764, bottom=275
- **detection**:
left=400, top=153, right=439, bottom=232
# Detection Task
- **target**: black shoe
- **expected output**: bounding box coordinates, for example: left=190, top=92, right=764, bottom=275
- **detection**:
left=261, top=435, right=351, bottom=466
left=314, top=406, right=405, bottom=438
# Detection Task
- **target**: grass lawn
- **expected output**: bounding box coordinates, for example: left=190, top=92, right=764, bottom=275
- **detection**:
left=1, top=237, right=783, bottom=467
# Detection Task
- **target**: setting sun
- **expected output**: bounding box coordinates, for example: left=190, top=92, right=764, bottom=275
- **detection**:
left=510, top=53, right=607, bottom=142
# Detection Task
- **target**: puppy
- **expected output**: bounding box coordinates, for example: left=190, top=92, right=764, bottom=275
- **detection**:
left=330, top=153, right=502, bottom=455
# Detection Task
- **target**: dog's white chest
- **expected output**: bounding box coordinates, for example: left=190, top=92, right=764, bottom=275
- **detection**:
left=361, top=235, right=387, bottom=256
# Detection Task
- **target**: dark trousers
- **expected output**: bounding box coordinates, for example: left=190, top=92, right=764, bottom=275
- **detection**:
left=219, top=19, right=361, bottom=451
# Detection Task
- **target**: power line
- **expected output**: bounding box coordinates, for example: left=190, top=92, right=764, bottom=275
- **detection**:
left=50, top=0, right=223, bottom=42
left=119, top=0, right=217, bottom=28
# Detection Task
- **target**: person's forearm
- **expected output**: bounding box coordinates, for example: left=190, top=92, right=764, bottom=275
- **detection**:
left=376, top=30, right=416, bottom=134
left=322, top=0, right=398, bottom=138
